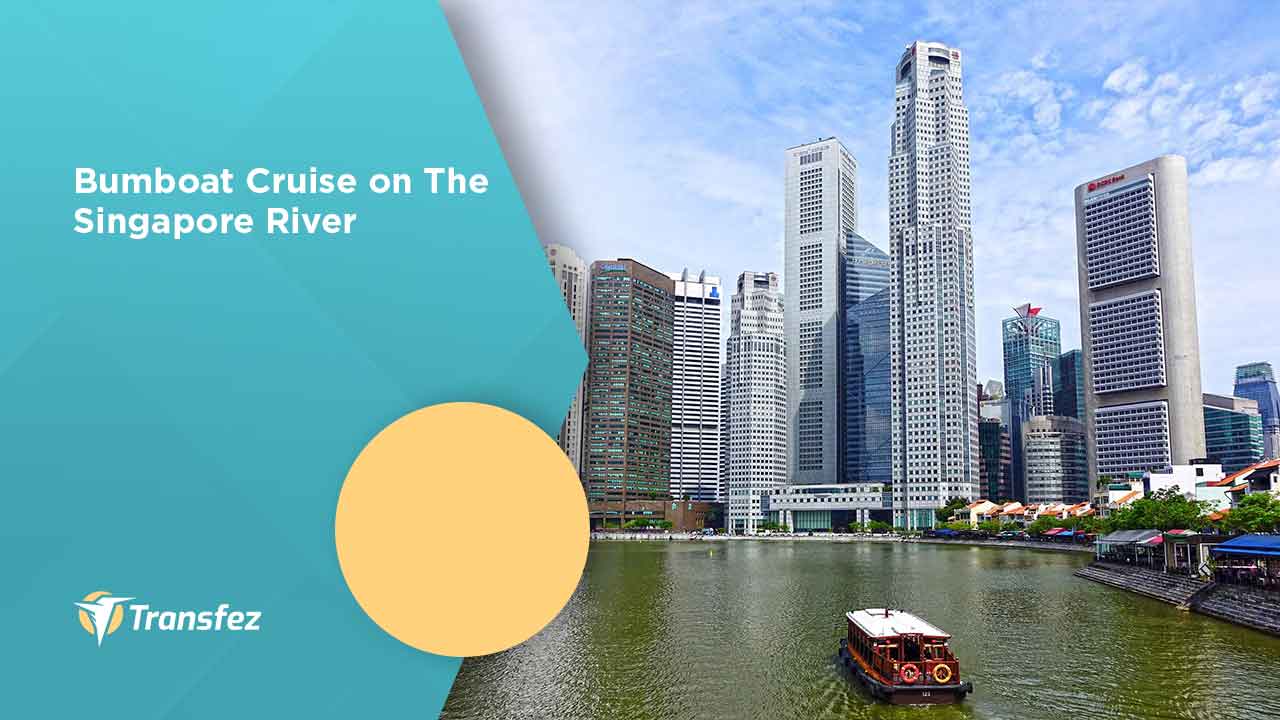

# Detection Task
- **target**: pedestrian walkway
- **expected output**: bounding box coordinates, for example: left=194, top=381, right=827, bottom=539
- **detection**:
left=1074, top=562, right=1206, bottom=605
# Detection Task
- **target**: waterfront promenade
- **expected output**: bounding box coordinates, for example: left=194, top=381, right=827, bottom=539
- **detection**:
left=590, top=531, right=1093, bottom=553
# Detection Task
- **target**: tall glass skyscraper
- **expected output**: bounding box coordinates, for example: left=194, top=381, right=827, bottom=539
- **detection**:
left=978, top=417, right=1011, bottom=501
left=846, top=235, right=891, bottom=487
left=889, top=41, right=978, bottom=529
left=1002, top=304, right=1061, bottom=501
left=1055, top=349, right=1085, bottom=424
left=785, top=137, right=858, bottom=486
left=1234, top=362, right=1280, bottom=458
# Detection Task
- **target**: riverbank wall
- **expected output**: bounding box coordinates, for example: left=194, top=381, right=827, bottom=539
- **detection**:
left=1074, top=562, right=1280, bottom=638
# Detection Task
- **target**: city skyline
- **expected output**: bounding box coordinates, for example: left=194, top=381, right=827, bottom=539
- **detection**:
left=451, top=2, right=1280, bottom=396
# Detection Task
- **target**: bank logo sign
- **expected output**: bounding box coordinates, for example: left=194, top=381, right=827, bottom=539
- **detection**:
left=75, top=590, right=262, bottom=647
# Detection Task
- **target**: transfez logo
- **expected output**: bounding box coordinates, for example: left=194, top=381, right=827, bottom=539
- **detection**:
left=75, top=590, right=262, bottom=647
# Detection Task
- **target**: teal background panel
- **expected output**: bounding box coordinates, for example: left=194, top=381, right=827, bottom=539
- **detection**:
left=0, top=0, right=585, bottom=716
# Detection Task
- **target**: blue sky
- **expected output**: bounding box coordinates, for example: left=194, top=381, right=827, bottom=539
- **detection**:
left=444, top=1, right=1280, bottom=395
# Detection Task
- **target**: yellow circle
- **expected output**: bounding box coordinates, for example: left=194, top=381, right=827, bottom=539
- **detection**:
left=78, top=590, right=124, bottom=636
left=335, top=402, right=588, bottom=657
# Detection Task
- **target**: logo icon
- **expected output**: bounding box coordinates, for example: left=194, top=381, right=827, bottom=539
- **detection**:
left=76, top=591, right=134, bottom=647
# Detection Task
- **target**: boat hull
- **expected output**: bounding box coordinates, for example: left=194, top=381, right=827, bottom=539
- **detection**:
left=839, top=643, right=972, bottom=705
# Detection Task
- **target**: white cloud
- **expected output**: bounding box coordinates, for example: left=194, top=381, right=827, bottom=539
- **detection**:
left=444, top=0, right=1280, bottom=389
left=1193, top=156, right=1272, bottom=185
left=988, top=70, right=1066, bottom=131
left=1103, top=60, right=1150, bottom=94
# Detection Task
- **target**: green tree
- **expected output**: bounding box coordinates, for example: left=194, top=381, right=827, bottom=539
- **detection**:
left=936, top=496, right=970, bottom=523
left=1026, top=517, right=1057, bottom=536
left=1109, top=487, right=1211, bottom=531
left=867, top=520, right=893, bottom=533
left=1221, top=492, right=1280, bottom=534
left=758, top=521, right=786, bottom=532
left=977, top=520, right=1003, bottom=535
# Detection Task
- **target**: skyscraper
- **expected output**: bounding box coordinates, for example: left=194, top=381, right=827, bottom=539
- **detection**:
left=846, top=235, right=891, bottom=486
left=1075, top=156, right=1205, bottom=482
left=978, top=417, right=1011, bottom=501
left=1022, top=415, right=1089, bottom=505
left=1055, top=349, right=1086, bottom=424
left=583, top=259, right=675, bottom=526
left=785, top=137, right=858, bottom=485
left=668, top=269, right=723, bottom=502
left=725, top=271, right=787, bottom=534
left=1234, top=362, right=1280, bottom=458
left=544, top=243, right=588, bottom=475
left=1203, top=393, right=1264, bottom=473
left=1002, top=303, right=1061, bottom=501
left=889, top=41, right=978, bottom=528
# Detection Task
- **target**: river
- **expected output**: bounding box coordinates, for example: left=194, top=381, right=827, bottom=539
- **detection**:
left=442, top=540, right=1280, bottom=720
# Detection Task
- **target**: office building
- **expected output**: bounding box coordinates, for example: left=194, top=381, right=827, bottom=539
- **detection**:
left=1023, top=415, right=1089, bottom=505
left=582, top=259, right=675, bottom=526
left=543, top=243, right=589, bottom=475
left=785, top=137, right=858, bottom=486
left=725, top=271, right=787, bottom=534
left=1003, top=303, right=1062, bottom=502
left=1055, top=349, right=1086, bottom=423
left=668, top=269, right=723, bottom=502
left=978, top=417, right=1012, bottom=501
left=1234, top=362, right=1280, bottom=458
left=1203, top=393, right=1264, bottom=473
left=846, top=235, right=892, bottom=487
left=979, top=380, right=1010, bottom=428
left=1074, top=156, right=1205, bottom=482
left=889, top=40, right=979, bottom=528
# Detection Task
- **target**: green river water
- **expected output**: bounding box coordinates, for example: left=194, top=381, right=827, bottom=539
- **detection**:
left=443, top=540, right=1280, bottom=720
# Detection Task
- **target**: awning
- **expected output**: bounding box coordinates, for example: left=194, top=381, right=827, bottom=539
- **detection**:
left=1059, top=530, right=1076, bottom=538
left=1210, top=534, right=1280, bottom=558
left=1166, top=529, right=1195, bottom=535
left=1044, top=528, right=1065, bottom=536
left=1097, top=529, right=1162, bottom=545
left=1142, top=535, right=1164, bottom=546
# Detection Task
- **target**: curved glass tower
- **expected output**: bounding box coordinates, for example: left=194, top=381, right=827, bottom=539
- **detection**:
left=1234, top=362, right=1280, bottom=459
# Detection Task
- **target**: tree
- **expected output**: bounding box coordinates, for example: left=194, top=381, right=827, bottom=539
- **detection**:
left=936, top=496, right=970, bottom=523
left=1221, top=492, right=1280, bottom=534
left=758, top=521, right=787, bottom=532
left=942, top=521, right=971, bottom=532
left=977, top=520, right=1003, bottom=535
left=1110, top=487, right=1211, bottom=531
left=867, top=520, right=893, bottom=533
left=847, top=522, right=866, bottom=533
left=1026, top=517, right=1057, bottom=536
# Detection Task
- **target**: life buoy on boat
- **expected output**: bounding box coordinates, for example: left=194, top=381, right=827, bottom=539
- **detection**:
left=931, top=663, right=953, bottom=684
left=900, top=663, right=921, bottom=684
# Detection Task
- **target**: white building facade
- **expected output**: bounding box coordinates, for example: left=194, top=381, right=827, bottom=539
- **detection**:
left=544, top=243, right=588, bottom=475
left=784, top=137, right=858, bottom=486
left=725, top=271, right=787, bottom=533
left=668, top=269, right=723, bottom=502
left=888, top=41, right=979, bottom=528
left=1074, top=156, right=1205, bottom=483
